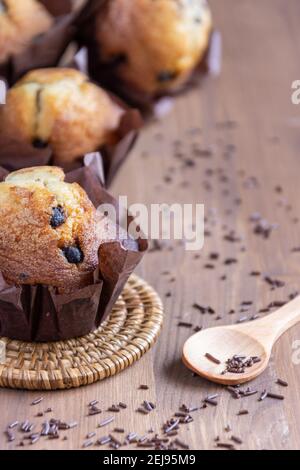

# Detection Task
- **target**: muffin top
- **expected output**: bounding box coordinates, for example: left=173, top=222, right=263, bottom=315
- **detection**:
left=0, top=68, right=124, bottom=164
left=95, top=0, right=212, bottom=94
left=0, top=0, right=53, bottom=64
left=0, top=166, right=99, bottom=293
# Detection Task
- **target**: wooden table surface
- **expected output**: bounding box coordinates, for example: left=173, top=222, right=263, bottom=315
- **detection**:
left=1, top=0, right=300, bottom=451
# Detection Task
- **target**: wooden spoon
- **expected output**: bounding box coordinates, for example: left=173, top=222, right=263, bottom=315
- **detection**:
left=183, top=295, right=300, bottom=385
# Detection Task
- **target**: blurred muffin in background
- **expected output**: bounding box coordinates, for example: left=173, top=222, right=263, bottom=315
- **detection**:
left=0, top=0, right=53, bottom=64
left=0, top=68, right=124, bottom=166
left=94, top=0, right=213, bottom=95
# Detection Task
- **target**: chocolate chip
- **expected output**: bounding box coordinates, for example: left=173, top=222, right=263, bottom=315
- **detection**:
left=62, top=246, right=84, bottom=264
left=157, top=71, right=178, bottom=82
left=50, top=206, right=66, bottom=228
left=32, top=139, right=48, bottom=149
left=19, top=273, right=29, bottom=281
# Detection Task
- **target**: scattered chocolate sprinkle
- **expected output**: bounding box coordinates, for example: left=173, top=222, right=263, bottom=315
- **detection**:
left=31, top=435, right=40, bottom=445
left=204, top=397, right=218, bottom=406
left=268, top=300, right=286, bottom=308
left=82, top=439, right=94, bottom=448
left=259, top=307, right=271, bottom=313
left=205, top=353, right=221, bottom=365
left=194, top=326, right=203, bottom=332
left=97, top=436, right=111, bottom=445
left=174, top=412, right=188, bottom=418
left=177, top=321, right=193, bottom=328
left=137, top=441, right=155, bottom=448
left=137, top=407, right=149, bottom=415
left=192, top=303, right=207, bottom=313
left=174, top=438, right=189, bottom=449
left=266, top=392, right=284, bottom=400
left=231, top=435, right=243, bottom=445
left=217, top=442, right=235, bottom=449
left=68, top=422, right=78, bottom=429
left=163, top=418, right=180, bottom=434
left=8, top=421, right=19, bottom=429
left=109, top=434, right=123, bottom=446
left=264, top=276, right=285, bottom=289
left=276, top=379, right=288, bottom=387
left=126, top=432, right=138, bottom=442
left=207, top=394, right=219, bottom=400
left=259, top=390, right=268, bottom=402
left=6, top=429, right=15, bottom=442
left=98, top=417, right=114, bottom=428
left=237, top=316, right=248, bottom=323
left=31, top=397, right=44, bottom=406
left=143, top=400, right=155, bottom=411
left=114, top=428, right=125, bottom=433
left=88, top=406, right=102, bottom=416
left=107, top=405, right=120, bottom=413
left=224, top=258, right=238, bottom=265
left=41, top=421, right=50, bottom=436
left=204, top=264, right=215, bottom=269
left=89, top=400, right=99, bottom=407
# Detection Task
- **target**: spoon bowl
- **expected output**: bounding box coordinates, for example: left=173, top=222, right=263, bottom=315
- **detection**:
left=183, top=325, right=269, bottom=385
left=183, top=295, right=300, bottom=385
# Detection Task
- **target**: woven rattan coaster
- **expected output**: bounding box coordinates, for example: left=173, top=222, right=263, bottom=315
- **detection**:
left=0, top=275, right=163, bottom=391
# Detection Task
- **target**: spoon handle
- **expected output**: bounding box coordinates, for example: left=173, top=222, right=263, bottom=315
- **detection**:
left=244, top=295, right=300, bottom=344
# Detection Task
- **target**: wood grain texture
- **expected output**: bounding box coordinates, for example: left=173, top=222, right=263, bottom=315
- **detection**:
left=1, top=0, right=300, bottom=450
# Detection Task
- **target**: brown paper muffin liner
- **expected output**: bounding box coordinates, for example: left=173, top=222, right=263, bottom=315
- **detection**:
left=0, top=155, right=148, bottom=342
left=76, top=1, right=222, bottom=115
left=0, top=0, right=78, bottom=85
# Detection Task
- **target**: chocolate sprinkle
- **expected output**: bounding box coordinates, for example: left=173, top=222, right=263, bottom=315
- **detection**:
left=205, top=353, right=221, bottom=365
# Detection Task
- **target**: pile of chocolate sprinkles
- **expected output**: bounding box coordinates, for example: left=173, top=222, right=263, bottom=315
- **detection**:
left=222, top=355, right=261, bottom=375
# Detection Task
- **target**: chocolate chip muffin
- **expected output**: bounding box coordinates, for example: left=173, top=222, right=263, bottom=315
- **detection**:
left=0, top=68, right=124, bottom=165
left=0, top=0, right=53, bottom=64
left=0, top=166, right=99, bottom=293
left=94, top=0, right=212, bottom=95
